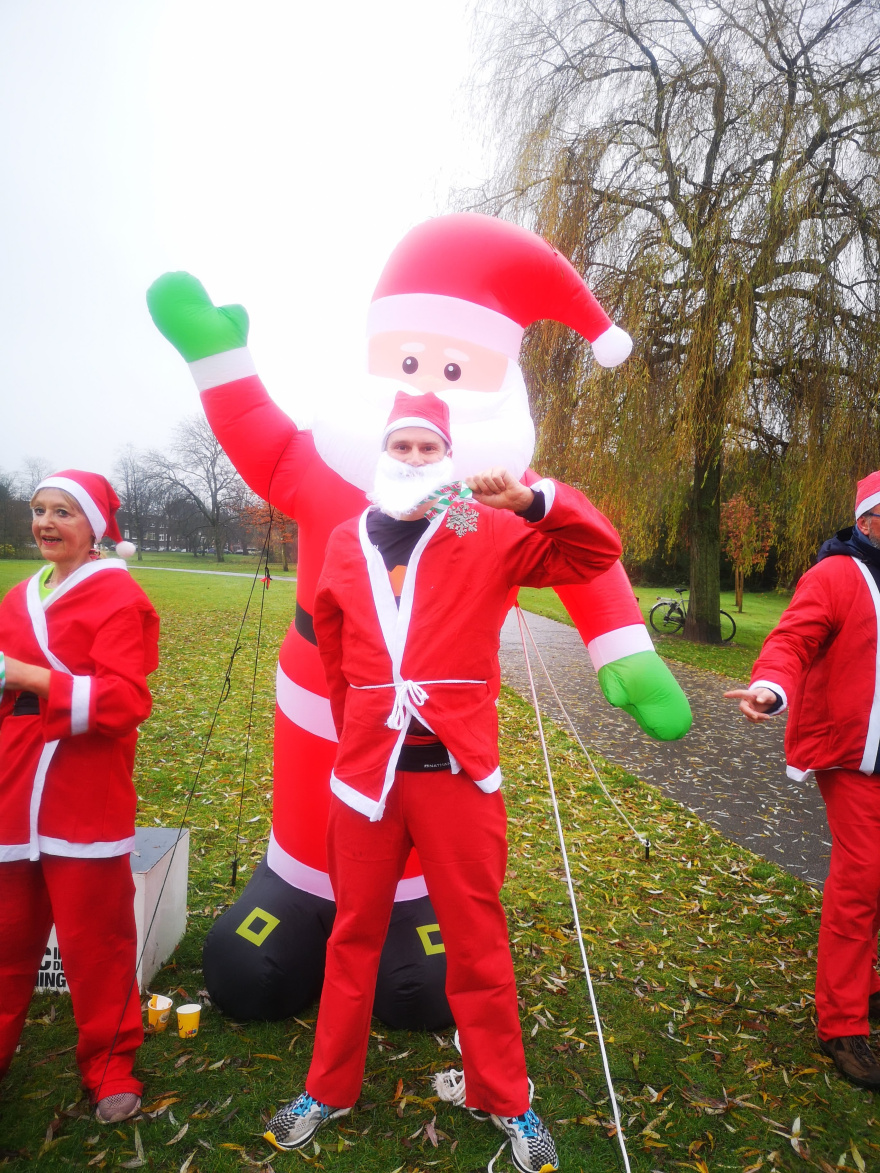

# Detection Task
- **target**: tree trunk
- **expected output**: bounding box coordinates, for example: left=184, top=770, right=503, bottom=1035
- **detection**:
left=735, top=567, right=744, bottom=612
left=213, top=525, right=225, bottom=563
left=684, top=447, right=723, bottom=643
left=282, top=542, right=290, bottom=573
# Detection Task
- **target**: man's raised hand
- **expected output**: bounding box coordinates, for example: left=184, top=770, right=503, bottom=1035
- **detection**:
left=724, top=686, right=779, bottom=723
left=465, top=468, right=535, bottom=513
left=146, top=272, right=249, bottom=363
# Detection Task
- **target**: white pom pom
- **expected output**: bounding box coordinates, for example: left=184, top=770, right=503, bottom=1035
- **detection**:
left=115, top=541, right=137, bottom=559
left=591, top=323, right=633, bottom=368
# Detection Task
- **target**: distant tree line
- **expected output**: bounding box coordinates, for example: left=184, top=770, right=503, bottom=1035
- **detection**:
left=1, top=415, right=297, bottom=566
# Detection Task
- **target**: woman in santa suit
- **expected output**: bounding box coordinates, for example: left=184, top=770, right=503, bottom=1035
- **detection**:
left=0, top=470, right=159, bottom=1124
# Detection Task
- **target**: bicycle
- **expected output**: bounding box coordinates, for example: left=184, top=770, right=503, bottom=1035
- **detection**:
left=649, top=586, right=736, bottom=643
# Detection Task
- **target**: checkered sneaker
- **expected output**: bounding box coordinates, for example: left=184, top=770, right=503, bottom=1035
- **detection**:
left=263, top=1092, right=350, bottom=1151
left=490, top=1108, right=559, bottom=1173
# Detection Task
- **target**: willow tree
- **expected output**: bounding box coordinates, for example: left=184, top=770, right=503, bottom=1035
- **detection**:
left=472, top=0, right=880, bottom=640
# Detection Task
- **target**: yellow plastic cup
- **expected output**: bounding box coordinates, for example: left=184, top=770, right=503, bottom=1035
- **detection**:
left=147, top=994, right=172, bottom=1032
left=176, top=1003, right=201, bottom=1038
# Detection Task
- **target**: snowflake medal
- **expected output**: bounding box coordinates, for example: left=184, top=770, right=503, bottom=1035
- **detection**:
left=445, top=500, right=479, bottom=537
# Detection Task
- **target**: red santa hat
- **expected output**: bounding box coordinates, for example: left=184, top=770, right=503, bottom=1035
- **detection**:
left=381, top=391, right=452, bottom=450
left=35, top=469, right=136, bottom=557
left=856, top=470, right=880, bottom=519
left=367, top=212, right=633, bottom=368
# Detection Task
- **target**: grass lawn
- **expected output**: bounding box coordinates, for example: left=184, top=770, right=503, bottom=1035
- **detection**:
left=0, top=561, right=875, bottom=1172
left=517, top=586, right=794, bottom=681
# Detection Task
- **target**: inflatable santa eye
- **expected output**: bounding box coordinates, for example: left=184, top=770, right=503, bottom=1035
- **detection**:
left=444, top=363, right=462, bottom=381
left=402, top=356, right=419, bottom=374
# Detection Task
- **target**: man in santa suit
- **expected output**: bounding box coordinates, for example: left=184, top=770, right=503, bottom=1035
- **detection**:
left=263, top=390, right=621, bottom=1172
left=726, top=470, right=880, bottom=1090
left=147, top=212, right=692, bottom=1026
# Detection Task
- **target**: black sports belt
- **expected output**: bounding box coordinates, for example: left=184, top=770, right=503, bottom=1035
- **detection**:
left=295, top=602, right=317, bottom=646
left=396, top=740, right=451, bottom=772
left=12, top=691, right=40, bottom=716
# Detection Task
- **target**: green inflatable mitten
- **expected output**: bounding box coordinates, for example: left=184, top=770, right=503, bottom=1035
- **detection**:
left=598, top=650, right=692, bottom=741
left=146, top=272, right=249, bottom=363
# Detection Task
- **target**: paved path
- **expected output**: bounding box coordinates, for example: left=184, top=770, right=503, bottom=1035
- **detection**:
left=129, top=565, right=296, bottom=581
left=500, top=611, right=831, bottom=888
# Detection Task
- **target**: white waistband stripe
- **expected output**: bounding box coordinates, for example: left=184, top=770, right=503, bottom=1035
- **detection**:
left=267, top=829, right=428, bottom=902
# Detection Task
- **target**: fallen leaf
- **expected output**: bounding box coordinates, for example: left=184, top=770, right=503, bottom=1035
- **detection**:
left=167, top=1123, right=189, bottom=1145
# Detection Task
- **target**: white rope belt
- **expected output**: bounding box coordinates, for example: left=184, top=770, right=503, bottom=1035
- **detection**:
left=351, top=678, right=485, bottom=731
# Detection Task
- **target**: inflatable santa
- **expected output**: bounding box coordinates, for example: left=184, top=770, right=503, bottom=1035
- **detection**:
left=147, top=213, right=691, bottom=1025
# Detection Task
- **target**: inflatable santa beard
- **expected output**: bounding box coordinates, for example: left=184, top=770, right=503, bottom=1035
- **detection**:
left=310, top=365, right=536, bottom=492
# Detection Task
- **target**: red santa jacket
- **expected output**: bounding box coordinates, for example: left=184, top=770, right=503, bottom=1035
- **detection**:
left=0, top=560, right=159, bottom=861
left=313, top=480, right=622, bottom=820
left=750, top=548, right=880, bottom=780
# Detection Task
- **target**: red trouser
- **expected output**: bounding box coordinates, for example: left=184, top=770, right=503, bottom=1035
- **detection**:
left=0, top=855, right=143, bottom=1099
left=816, top=769, right=880, bottom=1039
left=307, top=769, right=530, bottom=1116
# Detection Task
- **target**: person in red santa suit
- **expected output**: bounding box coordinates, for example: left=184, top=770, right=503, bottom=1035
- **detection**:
left=725, top=470, right=880, bottom=1090
left=0, top=471, right=159, bottom=1123
left=263, top=391, right=621, bottom=1173
left=146, top=212, right=691, bottom=1027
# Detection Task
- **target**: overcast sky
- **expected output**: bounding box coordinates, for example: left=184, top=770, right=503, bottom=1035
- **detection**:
left=0, top=0, right=491, bottom=481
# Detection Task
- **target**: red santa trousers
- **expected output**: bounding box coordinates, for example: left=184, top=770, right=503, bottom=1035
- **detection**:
left=815, top=769, right=880, bottom=1039
left=0, top=855, right=143, bottom=1099
left=306, top=768, right=530, bottom=1116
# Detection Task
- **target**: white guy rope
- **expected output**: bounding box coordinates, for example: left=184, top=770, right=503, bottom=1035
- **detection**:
left=517, top=609, right=652, bottom=857
left=514, top=606, right=633, bottom=1173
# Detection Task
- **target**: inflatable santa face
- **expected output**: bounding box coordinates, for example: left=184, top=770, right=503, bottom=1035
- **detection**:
left=146, top=212, right=690, bottom=1026
left=312, top=212, right=631, bottom=493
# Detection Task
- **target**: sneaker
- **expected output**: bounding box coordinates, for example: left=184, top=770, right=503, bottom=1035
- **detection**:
left=490, top=1107, right=559, bottom=1173
left=263, top=1092, right=350, bottom=1151
left=817, top=1033, right=880, bottom=1090
left=96, top=1093, right=141, bottom=1123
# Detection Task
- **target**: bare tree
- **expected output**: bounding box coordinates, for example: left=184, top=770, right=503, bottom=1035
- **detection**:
left=19, top=457, right=53, bottom=498
left=0, top=469, right=30, bottom=555
left=147, top=415, right=244, bottom=562
left=472, top=0, right=880, bottom=640
left=114, top=446, right=158, bottom=562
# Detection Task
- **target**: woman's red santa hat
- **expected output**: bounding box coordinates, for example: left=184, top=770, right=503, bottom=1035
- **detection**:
left=381, top=391, right=453, bottom=450
left=35, top=469, right=137, bottom=558
left=856, top=470, right=880, bottom=519
left=367, top=212, right=633, bottom=368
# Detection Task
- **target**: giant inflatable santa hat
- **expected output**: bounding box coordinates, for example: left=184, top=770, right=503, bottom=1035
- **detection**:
left=36, top=469, right=136, bottom=557
left=367, top=212, right=633, bottom=368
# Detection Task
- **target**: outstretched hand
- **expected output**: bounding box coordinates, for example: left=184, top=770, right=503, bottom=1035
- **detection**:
left=465, top=468, right=534, bottom=513
left=724, top=687, right=779, bottom=722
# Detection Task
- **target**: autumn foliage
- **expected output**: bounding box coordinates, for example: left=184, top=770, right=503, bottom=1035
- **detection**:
left=720, top=496, right=774, bottom=612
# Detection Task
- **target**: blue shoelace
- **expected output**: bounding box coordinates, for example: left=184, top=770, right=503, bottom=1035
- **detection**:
left=293, top=1094, right=322, bottom=1117
left=512, top=1109, right=541, bottom=1138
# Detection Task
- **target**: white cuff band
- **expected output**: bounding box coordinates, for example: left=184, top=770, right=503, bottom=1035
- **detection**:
left=750, top=678, right=788, bottom=714
left=189, top=347, right=257, bottom=392
left=588, top=624, right=654, bottom=671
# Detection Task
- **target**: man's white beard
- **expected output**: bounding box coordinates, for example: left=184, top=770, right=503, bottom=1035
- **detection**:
left=310, top=362, right=536, bottom=492
left=368, top=453, right=457, bottom=519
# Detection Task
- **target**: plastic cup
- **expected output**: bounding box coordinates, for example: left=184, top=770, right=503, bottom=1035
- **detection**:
left=176, top=1003, right=202, bottom=1038
left=147, top=994, right=172, bottom=1032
